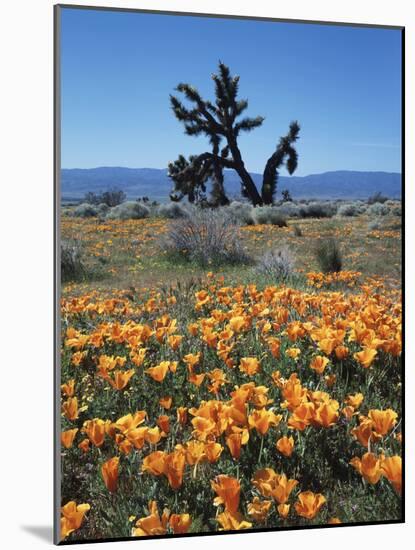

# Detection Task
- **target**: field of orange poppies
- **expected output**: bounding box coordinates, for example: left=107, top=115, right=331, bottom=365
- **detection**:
left=59, top=213, right=402, bottom=541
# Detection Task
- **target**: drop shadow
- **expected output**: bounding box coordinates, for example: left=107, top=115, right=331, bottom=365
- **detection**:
left=21, top=525, right=53, bottom=543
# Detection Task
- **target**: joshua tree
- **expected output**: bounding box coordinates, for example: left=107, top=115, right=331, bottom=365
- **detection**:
left=281, top=189, right=293, bottom=202
left=168, top=62, right=300, bottom=206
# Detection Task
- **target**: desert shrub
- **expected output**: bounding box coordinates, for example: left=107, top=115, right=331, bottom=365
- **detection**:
left=101, top=189, right=126, bottom=207
left=73, top=203, right=98, bottom=218
left=226, top=201, right=255, bottom=225
left=106, top=201, right=150, bottom=220
left=96, top=203, right=110, bottom=217
left=367, top=203, right=390, bottom=217
left=293, top=224, right=303, bottom=236
left=315, top=237, right=342, bottom=273
left=390, top=202, right=402, bottom=216
left=84, top=188, right=126, bottom=207
left=277, top=203, right=301, bottom=218
left=157, top=202, right=189, bottom=219
left=253, top=206, right=287, bottom=226
left=337, top=202, right=366, bottom=217
left=61, top=240, right=85, bottom=282
left=299, top=202, right=337, bottom=218
left=255, top=246, right=295, bottom=281
left=367, top=191, right=388, bottom=205
left=162, top=208, right=250, bottom=266
left=368, top=218, right=382, bottom=231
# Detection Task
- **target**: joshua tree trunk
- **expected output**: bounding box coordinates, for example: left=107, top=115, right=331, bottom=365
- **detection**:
left=228, top=136, right=262, bottom=205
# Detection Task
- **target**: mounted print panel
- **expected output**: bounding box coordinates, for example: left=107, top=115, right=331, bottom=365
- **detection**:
left=55, top=4, right=404, bottom=545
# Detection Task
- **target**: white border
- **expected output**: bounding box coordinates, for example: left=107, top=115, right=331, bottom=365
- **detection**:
left=1, top=1, right=412, bottom=548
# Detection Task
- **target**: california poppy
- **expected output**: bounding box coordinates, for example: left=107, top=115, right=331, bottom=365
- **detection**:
left=294, top=491, right=326, bottom=519
left=101, top=456, right=119, bottom=492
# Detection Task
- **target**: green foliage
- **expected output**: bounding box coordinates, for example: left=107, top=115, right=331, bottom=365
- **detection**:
left=226, top=201, right=255, bottom=225
left=253, top=206, right=287, bottom=226
left=299, top=202, right=337, bottom=219
left=255, top=246, right=296, bottom=281
left=85, top=188, right=127, bottom=207
left=315, top=237, right=343, bottom=273
left=74, top=203, right=98, bottom=218
left=337, top=202, right=365, bottom=217
left=293, top=224, right=303, bottom=236
left=157, top=202, right=189, bottom=219
left=367, top=191, right=388, bottom=205
left=107, top=201, right=150, bottom=220
left=61, top=240, right=86, bottom=282
left=162, top=208, right=251, bottom=267
left=367, top=203, right=390, bottom=217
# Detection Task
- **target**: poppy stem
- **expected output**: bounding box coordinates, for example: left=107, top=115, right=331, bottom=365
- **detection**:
left=258, top=435, right=265, bottom=464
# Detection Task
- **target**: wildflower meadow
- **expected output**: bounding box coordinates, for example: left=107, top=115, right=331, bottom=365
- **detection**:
left=59, top=210, right=402, bottom=541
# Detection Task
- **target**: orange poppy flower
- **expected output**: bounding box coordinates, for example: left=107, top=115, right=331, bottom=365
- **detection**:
left=132, top=501, right=169, bottom=536
left=328, top=517, right=342, bottom=524
left=61, top=379, right=75, bottom=397
left=248, top=409, right=282, bottom=435
left=108, top=369, right=135, bottom=390
left=191, top=416, right=217, bottom=441
left=351, top=417, right=377, bottom=448
left=353, top=348, right=377, bottom=368
left=188, top=323, right=199, bottom=336
left=146, top=361, right=170, bottom=382
left=204, top=441, right=223, bottom=463
left=247, top=497, right=272, bottom=522
left=313, top=400, right=339, bottom=428
left=276, top=435, right=294, bottom=457
left=368, top=409, right=398, bottom=437
left=114, top=411, right=147, bottom=434
left=286, top=347, right=301, bottom=360
left=216, top=510, right=252, bottom=531
left=157, top=415, right=170, bottom=434
left=159, top=396, right=173, bottom=409
left=287, top=402, right=315, bottom=431
left=188, top=372, right=206, bottom=386
left=164, top=450, right=186, bottom=490
left=62, top=397, right=79, bottom=421
left=229, top=316, right=246, bottom=333
left=101, top=456, right=119, bottom=493
left=381, top=455, right=402, bottom=494
left=169, top=514, right=192, bottom=534
left=168, top=334, right=183, bottom=350
left=345, top=393, right=364, bottom=409
left=226, top=429, right=249, bottom=460
left=177, top=407, right=188, bottom=425
left=211, top=475, right=241, bottom=513
left=61, top=428, right=78, bottom=449
left=142, top=451, right=166, bottom=476
left=78, top=438, right=90, bottom=453
left=309, top=356, right=329, bottom=375
left=239, top=357, right=261, bottom=376
left=324, top=374, right=337, bottom=387
left=334, top=345, right=349, bottom=360
left=294, top=491, right=326, bottom=519
left=60, top=501, right=90, bottom=540
left=350, top=452, right=383, bottom=484
left=144, top=427, right=163, bottom=445
left=83, top=418, right=106, bottom=447
left=183, top=353, right=201, bottom=368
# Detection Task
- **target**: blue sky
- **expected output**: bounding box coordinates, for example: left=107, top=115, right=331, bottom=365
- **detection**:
left=60, top=7, right=402, bottom=176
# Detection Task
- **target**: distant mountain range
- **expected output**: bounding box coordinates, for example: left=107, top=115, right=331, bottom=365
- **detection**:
left=61, top=167, right=402, bottom=202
